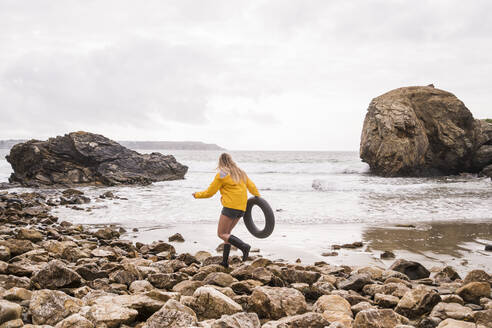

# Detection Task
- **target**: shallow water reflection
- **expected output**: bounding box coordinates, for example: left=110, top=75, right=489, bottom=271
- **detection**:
left=363, top=222, right=492, bottom=259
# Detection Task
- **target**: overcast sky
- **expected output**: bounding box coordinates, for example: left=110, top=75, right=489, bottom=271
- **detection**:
left=1, top=1, right=491, bottom=150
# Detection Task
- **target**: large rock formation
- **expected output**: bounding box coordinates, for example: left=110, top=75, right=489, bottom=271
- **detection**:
left=360, top=86, right=492, bottom=177
left=6, top=131, right=188, bottom=186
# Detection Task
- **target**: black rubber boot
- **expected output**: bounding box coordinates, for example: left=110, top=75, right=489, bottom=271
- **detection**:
left=220, top=243, right=231, bottom=268
left=228, top=235, right=250, bottom=261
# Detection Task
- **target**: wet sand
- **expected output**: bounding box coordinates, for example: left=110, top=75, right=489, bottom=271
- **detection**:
left=124, top=220, right=492, bottom=276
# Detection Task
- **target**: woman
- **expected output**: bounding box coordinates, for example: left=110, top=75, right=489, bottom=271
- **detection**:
left=193, top=153, right=260, bottom=268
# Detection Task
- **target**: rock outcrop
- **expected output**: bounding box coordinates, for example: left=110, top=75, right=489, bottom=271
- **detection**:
left=6, top=131, right=188, bottom=186
left=360, top=86, right=492, bottom=177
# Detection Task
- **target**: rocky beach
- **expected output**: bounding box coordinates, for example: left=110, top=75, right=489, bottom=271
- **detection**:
left=0, top=189, right=491, bottom=328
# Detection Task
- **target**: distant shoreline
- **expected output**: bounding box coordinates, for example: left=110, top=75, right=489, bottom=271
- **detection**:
left=0, top=139, right=224, bottom=151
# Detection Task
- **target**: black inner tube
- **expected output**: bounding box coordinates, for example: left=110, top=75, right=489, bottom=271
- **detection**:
left=243, top=196, right=275, bottom=239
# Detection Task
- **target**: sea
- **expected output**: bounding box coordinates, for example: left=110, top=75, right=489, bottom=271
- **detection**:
left=2, top=148, right=492, bottom=269
left=1, top=149, right=491, bottom=228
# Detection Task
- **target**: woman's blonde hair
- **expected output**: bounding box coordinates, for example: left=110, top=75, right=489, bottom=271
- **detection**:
left=217, top=153, right=247, bottom=183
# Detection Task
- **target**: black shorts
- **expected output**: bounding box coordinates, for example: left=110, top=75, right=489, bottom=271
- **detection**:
left=221, top=207, right=245, bottom=219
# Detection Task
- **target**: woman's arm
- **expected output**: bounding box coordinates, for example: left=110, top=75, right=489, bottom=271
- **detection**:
left=246, top=177, right=260, bottom=197
left=194, top=173, right=222, bottom=198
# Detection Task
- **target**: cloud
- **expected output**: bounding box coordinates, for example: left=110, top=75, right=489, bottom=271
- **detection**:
left=3, top=37, right=224, bottom=127
left=0, top=0, right=491, bottom=149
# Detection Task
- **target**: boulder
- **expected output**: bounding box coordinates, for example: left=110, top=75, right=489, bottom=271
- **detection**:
left=203, top=272, right=237, bottom=287
left=195, top=251, right=212, bottom=262
left=353, top=309, right=409, bottom=328
left=84, top=302, right=138, bottom=328
left=395, top=286, right=441, bottom=319
left=142, top=290, right=180, bottom=303
left=389, top=259, right=430, bottom=280
left=436, top=319, right=477, bottom=328
left=0, top=261, right=7, bottom=274
left=338, top=274, right=373, bottom=292
left=0, top=300, right=22, bottom=325
left=481, top=163, right=492, bottom=178
left=94, top=227, right=119, bottom=240
left=360, top=86, right=481, bottom=176
left=363, top=282, right=410, bottom=298
left=0, top=246, right=10, bottom=262
left=17, top=228, right=43, bottom=242
left=168, top=233, right=185, bottom=242
left=230, top=280, right=263, bottom=295
left=474, top=309, right=492, bottom=328
left=351, top=302, right=377, bottom=315
left=148, top=241, right=176, bottom=255
left=192, top=286, right=242, bottom=319
left=148, top=272, right=187, bottom=290
left=441, top=294, right=464, bottom=305
left=456, top=282, right=491, bottom=304
left=313, top=295, right=352, bottom=317
left=313, top=294, right=353, bottom=326
left=6, top=131, right=188, bottom=186
left=172, top=280, right=204, bottom=296
left=248, top=286, right=307, bottom=320
left=2, top=287, right=32, bottom=302
left=109, top=269, right=139, bottom=286
left=29, top=289, right=83, bottom=326
left=463, top=270, right=491, bottom=285
left=475, top=119, right=492, bottom=147
left=0, top=240, right=35, bottom=257
left=210, top=312, right=260, bottom=328
left=0, top=318, right=24, bottom=327
left=231, top=265, right=273, bottom=284
left=429, top=302, right=474, bottom=321
left=89, top=294, right=165, bottom=318
left=31, top=260, right=82, bottom=289
left=54, top=314, right=95, bottom=328
left=142, top=299, right=197, bottom=328
left=280, top=268, right=321, bottom=285
left=262, top=312, right=329, bottom=328
left=374, top=293, right=399, bottom=308
left=129, top=280, right=154, bottom=294
left=61, top=247, right=90, bottom=262
left=0, top=275, right=30, bottom=290
left=433, top=266, right=461, bottom=283
left=473, top=145, right=492, bottom=168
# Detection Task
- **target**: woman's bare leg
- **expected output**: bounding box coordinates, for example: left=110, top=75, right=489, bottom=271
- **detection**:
left=217, top=214, right=233, bottom=243
left=227, top=217, right=240, bottom=235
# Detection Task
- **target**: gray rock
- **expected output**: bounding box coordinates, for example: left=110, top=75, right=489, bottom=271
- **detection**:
left=6, top=131, right=188, bottom=186
left=389, top=259, right=430, bottom=280
left=338, top=273, right=372, bottom=292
